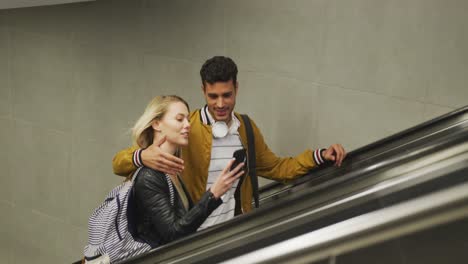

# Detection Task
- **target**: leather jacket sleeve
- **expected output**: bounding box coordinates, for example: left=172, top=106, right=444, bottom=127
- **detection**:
left=133, top=167, right=222, bottom=244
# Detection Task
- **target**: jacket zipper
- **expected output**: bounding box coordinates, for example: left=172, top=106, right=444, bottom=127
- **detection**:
left=115, top=193, right=123, bottom=241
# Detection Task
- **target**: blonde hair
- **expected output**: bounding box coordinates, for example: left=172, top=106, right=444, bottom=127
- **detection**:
left=132, top=95, right=190, bottom=149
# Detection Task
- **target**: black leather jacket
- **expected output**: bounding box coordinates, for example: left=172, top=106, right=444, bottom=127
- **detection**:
left=132, top=167, right=222, bottom=248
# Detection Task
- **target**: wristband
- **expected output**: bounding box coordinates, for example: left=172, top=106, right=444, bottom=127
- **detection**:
left=132, top=148, right=144, bottom=167
left=313, top=148, right=326, bottom=165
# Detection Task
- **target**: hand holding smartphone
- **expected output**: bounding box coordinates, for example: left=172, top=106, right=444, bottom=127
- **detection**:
left=230, top=149, right=246, bottom=171
left=211, top=149, right=246, bottom=199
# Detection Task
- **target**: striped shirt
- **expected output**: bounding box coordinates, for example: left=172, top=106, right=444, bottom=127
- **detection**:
left=198, top=106, right=243, bottom=230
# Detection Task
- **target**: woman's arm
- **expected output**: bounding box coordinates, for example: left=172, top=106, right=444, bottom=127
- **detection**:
left=134, top=168, right=222, bottom=243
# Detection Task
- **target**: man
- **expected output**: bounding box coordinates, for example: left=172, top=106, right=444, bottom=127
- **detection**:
left=112, top=56, right=346, bottom=229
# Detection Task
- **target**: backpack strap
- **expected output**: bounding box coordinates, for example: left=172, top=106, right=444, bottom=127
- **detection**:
left=241, top=114, right=259, bottom=208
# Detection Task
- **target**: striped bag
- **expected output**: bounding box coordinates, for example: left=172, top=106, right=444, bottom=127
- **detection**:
left=84, top=168, right=175, bottom=263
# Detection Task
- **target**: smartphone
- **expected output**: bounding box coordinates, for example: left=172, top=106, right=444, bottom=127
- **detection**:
left=230, top=149, right=246, bottom=171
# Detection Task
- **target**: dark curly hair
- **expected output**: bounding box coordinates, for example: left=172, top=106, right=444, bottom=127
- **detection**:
left=200, top=56, right=238, bottom=87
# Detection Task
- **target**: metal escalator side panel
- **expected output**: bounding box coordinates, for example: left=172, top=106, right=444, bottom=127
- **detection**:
left=221, top=182, right=468, bottom=264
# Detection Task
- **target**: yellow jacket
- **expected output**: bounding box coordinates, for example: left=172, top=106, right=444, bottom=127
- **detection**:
left=112, top=109, right=322, bottom=213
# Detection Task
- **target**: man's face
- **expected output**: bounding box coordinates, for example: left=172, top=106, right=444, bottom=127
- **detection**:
left=203, top=80, right=238, bottom=123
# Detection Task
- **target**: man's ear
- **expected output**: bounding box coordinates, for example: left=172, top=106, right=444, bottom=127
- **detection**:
left=235, top=81, right=239, bottom=94
left=151, top=120, right=161, bottom=132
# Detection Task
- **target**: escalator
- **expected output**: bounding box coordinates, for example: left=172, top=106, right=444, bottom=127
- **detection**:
left=121, top=106, right=468, bottom=264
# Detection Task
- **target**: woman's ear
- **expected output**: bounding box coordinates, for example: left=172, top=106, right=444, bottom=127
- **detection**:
left=151, top=120, right=161, bottom=132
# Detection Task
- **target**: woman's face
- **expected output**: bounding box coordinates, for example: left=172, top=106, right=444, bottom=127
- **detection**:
left=155, top=101, right=190, bottom=147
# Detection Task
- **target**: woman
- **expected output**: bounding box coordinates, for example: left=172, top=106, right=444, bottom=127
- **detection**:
left=131, top=95, right=244, bottom=247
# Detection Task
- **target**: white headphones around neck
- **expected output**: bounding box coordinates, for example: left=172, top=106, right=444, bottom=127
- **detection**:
left=212, top=121, right=229, bottom=138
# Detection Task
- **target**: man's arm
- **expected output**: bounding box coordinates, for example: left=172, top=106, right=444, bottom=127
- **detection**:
left=112, top=146, right=139, bottom=176
left=250, top=118, right=346, bottom=181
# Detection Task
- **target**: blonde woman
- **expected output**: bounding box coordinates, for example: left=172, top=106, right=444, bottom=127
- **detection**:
left=131, top=95, right=244, bottom=248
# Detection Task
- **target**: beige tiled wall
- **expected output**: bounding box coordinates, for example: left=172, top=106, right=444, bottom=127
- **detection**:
left=225, top=0, right=327, bottom=82
left=0, top=0, right=466, bottom=262
left=0, top=27, right=11, bottom=118
left=315, top=85, right=425, bottom=151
